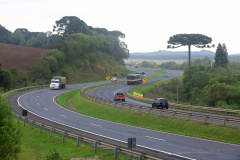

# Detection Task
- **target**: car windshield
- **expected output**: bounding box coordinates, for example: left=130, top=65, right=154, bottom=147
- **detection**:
left=116, top=93, right=124, bottom=95
left=112, top=77, right=116, bottom=79
left=51, top=80, right=59, bottom=83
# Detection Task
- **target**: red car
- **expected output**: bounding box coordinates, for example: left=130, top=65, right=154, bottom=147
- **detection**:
left=114, top=93, right=125, bottom=101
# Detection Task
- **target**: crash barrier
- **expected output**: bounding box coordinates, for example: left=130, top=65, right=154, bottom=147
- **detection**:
left=80, top=82, right=240, bottom=126
left=126, top=86, right=240, bottom=115
left=14, top=113, right=161, bottom=160
left=1, top=84, right=48, bottom=97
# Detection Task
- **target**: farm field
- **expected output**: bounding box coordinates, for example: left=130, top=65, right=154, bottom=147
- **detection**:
left=0, top=43, right=46, bottom=72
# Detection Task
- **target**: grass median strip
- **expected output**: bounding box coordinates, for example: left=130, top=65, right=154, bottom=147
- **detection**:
left=57, top=89, right=240, bottom=145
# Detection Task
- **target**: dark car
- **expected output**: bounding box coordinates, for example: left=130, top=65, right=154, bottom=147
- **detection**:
left=152, top=98, right=169, bottom=109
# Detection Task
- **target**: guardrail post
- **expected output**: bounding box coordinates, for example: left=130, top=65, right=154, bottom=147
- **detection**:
left=50, top=128, right=54, bottom=137
left=77, top=136, right=82, bottom=147
left=31, top=120, right=34, bottom=129
left=103, top=99, right=106, bottom=105
left=138, top=106, right=140, bottom=112
left=62, top=131, right=66, bottom=142
left=172, top=112, right=176, bottom=118
left=98, top=98, right=101, bottom=104
left=94, top=141, right=100, bottom=153
left=108, top=101, right=111, bottom=106
left=40, top=124, right=43, bottom=133
left=204, top=116, right=208, bottom=123
left=17, top=115, right=20, bottom=123
left=188, top=113, right=191, bottom=120
left=114, top=102, right=116, bottom=107
left=114, top=147, right=120, bottom=159
left=224, top=118, right=227, bottom=126
left=121, top=103, right=123, bottom=108
left=160, top=110, right=162, bottom=116
left=139, top=153, right=145, bottom=160
left=129, top=105, right=132, bottom=110
left=148, top=108, right=151, bottom=114
left=23, top=118, right=26, bottom=126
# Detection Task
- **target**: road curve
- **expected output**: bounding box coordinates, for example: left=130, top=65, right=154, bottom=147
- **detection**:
left=6, top=68, right=240, bottom=160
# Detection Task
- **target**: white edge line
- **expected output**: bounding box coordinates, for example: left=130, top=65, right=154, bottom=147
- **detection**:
left=17, top=90, right=194, bottom=159
left=17, top=83, right=240, bottom=160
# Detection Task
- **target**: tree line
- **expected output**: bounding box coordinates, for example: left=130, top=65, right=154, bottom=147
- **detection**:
left=143, top=44, right=240, bottom=109
left=0, top=16, right=129, bottom=91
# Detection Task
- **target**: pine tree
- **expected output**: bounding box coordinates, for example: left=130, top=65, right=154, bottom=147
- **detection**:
left=214, top=43, right=229, bottom=67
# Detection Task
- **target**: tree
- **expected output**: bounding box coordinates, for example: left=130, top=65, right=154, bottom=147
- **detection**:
left=0, top=97, right=21, bottom=159
left=53, top=16, right=88, bottom=37
left=214, top=43, right=229, bottom=68
left=167, top=34, right=214, bottom=66
left=0, top=24, right=11, bottom=43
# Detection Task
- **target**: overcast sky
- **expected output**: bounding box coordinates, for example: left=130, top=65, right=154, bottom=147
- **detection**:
left=1, top=0, right=240, bottom=54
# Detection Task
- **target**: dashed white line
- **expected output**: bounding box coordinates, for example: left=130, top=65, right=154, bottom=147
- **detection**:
left=90, top=123, right=102, bottom=127
left=60, top=115, right=66, bottom=118
left=145, top=136, right=166, bottom=141
left=44, top=108, right=48, bottom=110
left=37, top=103, right=39, bottom=105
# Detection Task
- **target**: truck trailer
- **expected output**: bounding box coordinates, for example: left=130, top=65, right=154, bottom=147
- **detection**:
left=50, top=76, right=66, bottom=89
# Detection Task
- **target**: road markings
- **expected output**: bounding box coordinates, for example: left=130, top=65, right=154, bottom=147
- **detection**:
left=44, top=108, right=48, bottom=110
left=145, top=136, right=166, bottom=141
left=37, top=103, right=39, bottom=105
left=60, top=115, right=66, bottom=118
left=90, top=123, right=102, bottom=127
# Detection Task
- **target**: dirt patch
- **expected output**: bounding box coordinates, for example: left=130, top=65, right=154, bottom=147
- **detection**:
left=66, top=97, right=78, bottom=111
left=0, top=43, right=46, bottom=72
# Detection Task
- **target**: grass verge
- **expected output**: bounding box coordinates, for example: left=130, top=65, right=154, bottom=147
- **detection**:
left=16, top=118, right=130, bottom=160
left=57, top=90, right=240, bottom=145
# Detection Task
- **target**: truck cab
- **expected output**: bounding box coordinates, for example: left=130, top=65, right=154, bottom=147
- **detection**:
left=50, top=79, right=61, bottom=89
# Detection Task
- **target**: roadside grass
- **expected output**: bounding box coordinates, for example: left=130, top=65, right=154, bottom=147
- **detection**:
left=16, top=118, right=130, bottom=160
left=57, top=90, right=240, bottom=145
left=128, top=76, right=183, bottom=96
left=127, top=76, right=240, bottom=116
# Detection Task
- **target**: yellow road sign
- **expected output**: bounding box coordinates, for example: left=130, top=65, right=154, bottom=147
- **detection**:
left=143, top=78, right=147, bottom=83
left=154, top=66, right=156, bottom=68
left=106, top=76, right=110, bottom=80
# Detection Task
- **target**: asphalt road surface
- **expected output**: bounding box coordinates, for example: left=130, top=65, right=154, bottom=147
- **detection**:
left=7, top=68, right=240, bottom=160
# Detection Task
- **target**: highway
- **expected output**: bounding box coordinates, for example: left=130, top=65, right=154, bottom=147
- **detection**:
left=7, top=68, right=240, bottom=160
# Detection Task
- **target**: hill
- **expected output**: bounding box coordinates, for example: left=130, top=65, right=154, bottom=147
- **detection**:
left=0, top=43, right=46, bottom=72
left=129, top=49, right=240, bottom=62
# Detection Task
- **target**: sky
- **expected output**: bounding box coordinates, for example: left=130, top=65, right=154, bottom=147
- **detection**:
left=1, top=0, right=240, bottom=54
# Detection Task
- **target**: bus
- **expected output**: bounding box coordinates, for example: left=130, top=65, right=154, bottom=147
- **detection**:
left=127, top=74, right=143, bottom=85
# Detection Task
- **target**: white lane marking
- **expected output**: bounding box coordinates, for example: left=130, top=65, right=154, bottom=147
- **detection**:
left=60, top=115, right=66, bottom=118
left=44, top=108, right=48, bottom=110
left=37, top=103, right=39, bottom=105
left=114, top=86, right=130, bottom=95
left=145, top=136, right=166, bottom=141
left=90, top=123, right=102, bottom=127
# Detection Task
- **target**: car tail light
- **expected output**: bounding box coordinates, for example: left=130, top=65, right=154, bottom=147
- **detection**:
left=158, top=102, right=160, bottom=104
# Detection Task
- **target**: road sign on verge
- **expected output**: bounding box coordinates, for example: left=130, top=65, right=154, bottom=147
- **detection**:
left=163, top=76, right=168, bottom=78
left=143, top=78, right=147, bottom=82
left=106, top=76, right=110, bottom=80
left=162, top=68, right=166, bottom=71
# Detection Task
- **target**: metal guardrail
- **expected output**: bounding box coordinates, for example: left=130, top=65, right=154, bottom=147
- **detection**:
left=80, top=82, right=240, bottom=126
left=14, top=113, right=161, bottom=160
left=126, top=85, right=240, bottom=115
left=1, top=84, right=48, bottom=97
